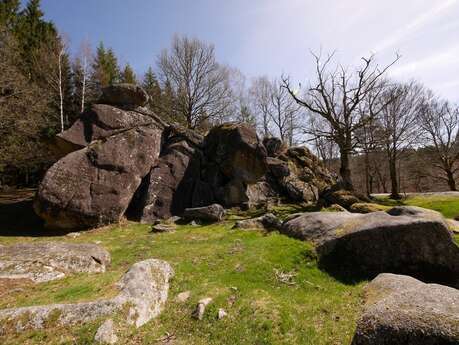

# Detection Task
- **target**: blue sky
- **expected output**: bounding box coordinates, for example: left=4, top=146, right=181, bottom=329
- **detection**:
left=38, top=0, right=459, bottom=101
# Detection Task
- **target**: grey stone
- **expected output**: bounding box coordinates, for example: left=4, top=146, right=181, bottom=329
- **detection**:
left=352, top=273, right=459, bottom=345
left=192, top=297, right=212, bottom=320
left=281, top=207, right=459, bottom=282
left=0, top=242, right=110, bottom=283
left=0, top=259, right=174, bottom=333
left=99, top=84, right=149, bottom=107
left=176, top=291, right=191, bottom=303
left=183, top=204, right=225, bottom=222
left=233, top=213, right=281, bottom=231
left=217, top=308, right=227, bottom=320
left=94, top=319, right=118, bottom=344
left=151, top=223, right=176, bottom=233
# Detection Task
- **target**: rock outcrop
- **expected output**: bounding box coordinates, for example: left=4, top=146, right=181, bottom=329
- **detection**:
left=0, top=259, right=173, bottom=333
left=34, top=84, right=335, bottom=229
left=352, top=273, right=459, bottom=345
left=35, top=125, right=162, bottom=229
left=281, top=206, right=459, bottom=283
left=0, top=242, right=110, bottom=283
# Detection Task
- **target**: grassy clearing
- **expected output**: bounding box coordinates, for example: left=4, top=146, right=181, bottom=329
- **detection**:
left=0, top=196, right=458, bottom=344
left=0, top=220, right=363, bottom=345
left=374, top=193, right=459, bottom=218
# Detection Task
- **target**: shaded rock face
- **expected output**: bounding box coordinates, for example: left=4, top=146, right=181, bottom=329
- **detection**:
left=281, top=206, right=459, bottom=284
left=0, top=259, right=174, bottom=333
left=99, top=83, right=149, bottom=107
left=0, top=242, right=110, bottom=283
left=129, top=125, right=204, bottom=222
left=35, top=125, right=162, bottom=229
left=352, top=273, right=459, bottom=345
left=194, top=123, right=268, bottom=208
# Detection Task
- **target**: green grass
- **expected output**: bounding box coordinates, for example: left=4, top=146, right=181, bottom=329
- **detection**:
left=1, top=195, right=458, bottom=344
left=374, top=194, right=459, bottom=219
left=0, top=221, right=364, bottom=345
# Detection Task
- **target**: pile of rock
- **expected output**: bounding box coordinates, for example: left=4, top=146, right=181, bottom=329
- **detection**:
left=34, top=84, right=335, bottom=230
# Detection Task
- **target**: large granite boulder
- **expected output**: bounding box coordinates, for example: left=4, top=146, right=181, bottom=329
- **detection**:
left=99, top=83, right=149, bottom=107
left=198, top=123, right=268, bottom=207
left=0, top=242, right=110, bottom=283
left=55, top=104, right=166, bottom=156
left=34, top=125, right=162, bottom=229
left=281, top=206, right=459, bottom=283
left=352, top=273, right=459, bottom=345
left=129, top=125, right=204, bottom=222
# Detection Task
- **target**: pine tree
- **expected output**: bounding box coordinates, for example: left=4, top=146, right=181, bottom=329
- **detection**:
left=142, top=67, right=161, bottom=112
left=15, top=0, right=57, bottom=77
left=91, top=42, right=120, bottom=93
left=105, top=48, right=120, bottom=85
left=121, top=63, right=137, bottom=84
left=0, top=0, right=20, bottom=29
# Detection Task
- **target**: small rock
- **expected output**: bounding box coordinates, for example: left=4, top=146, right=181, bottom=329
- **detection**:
left=183, top=204, right=225, bottom=222
left=99, top=83, right=149, bottom=107
left=192, top=297, right=212, bottom=320
left=94, top=319, right=118, bottom=344
left=217, top=308, right=227, bottom=320
left=151, top=223, right=176, bottom=233
left=176, top=291, right=191, bottom=303
left=167, top=216, right=181, bottom=223
left=66, top=232, right=81, bottom=238
left=190, top=220, right=199, bottom=226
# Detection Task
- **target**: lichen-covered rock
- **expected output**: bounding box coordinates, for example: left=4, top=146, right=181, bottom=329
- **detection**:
left=94, top=319, right=118, bottom=344
left=233, top=213, right=281, bottom=231
left=281, top=206, right=459, bottom=283
left=349, top=203, right=389, bottom=214
left=352, top=273, right=459, bottom=345
left=0, top=259, right=173, bottom=333
left=0, top=242, right=110, bottom=283
left=34, top=125, right=162, bottom=229
left=183, top=204, right=225, bottom=222
left=99, top=83, right=149, bottom=107
left=266, top=146, right=334, bottom=204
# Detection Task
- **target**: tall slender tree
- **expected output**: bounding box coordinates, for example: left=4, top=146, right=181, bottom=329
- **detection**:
left=121, top=63, right=137, bottom=84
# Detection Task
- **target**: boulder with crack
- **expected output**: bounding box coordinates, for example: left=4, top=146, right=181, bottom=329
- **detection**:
left=281, top=206, right=459, bottom=283
left=34, top=125, right=162, bottom=230
left=352, top=273, right=459, bottom=345
left=0, top=259, right=174, bottom=333
left=0, top=242, right=110, bottom=283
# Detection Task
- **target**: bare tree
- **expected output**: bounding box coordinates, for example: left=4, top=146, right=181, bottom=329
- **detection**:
left=78, top=39, right=92, bottom=113
left=250, top=76, right=272, bottom=137
left=378, top=81, right=424, bottom=199
left=158, top=35, right=232, bottom=129
left=306, top=115, right=339, bottom=170
left=419, top=96, right=459, bottom=191
left=283, top=52, right=399, bottom=190
left=251, top=77, right=301, bottom=145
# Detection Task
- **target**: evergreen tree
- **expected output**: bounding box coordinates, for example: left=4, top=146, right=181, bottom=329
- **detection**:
left=142, top=67, right=161, bottom=112
left=91, top=42, right=120, bottom=93
left=121, top=63, right=137, bottom=84
left=0, top=0, right=20, bottom=29
left=15, top=0, right=56, bottom=77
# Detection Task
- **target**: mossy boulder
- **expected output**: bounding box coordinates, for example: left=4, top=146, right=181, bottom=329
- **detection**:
left=349, top=203, right=390, bottom=213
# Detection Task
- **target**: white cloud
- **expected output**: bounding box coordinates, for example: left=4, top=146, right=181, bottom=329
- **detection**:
left=372, top=0, right=459, bottom=53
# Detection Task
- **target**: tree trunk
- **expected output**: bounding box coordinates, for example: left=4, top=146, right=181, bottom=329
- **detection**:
left=446, top=169, right=457, bottom=191
left=388, top=154, right=400, bottom=199
left=364, top=151, right=370, bottom=197
left=339, top=149, right=354, bottom=190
